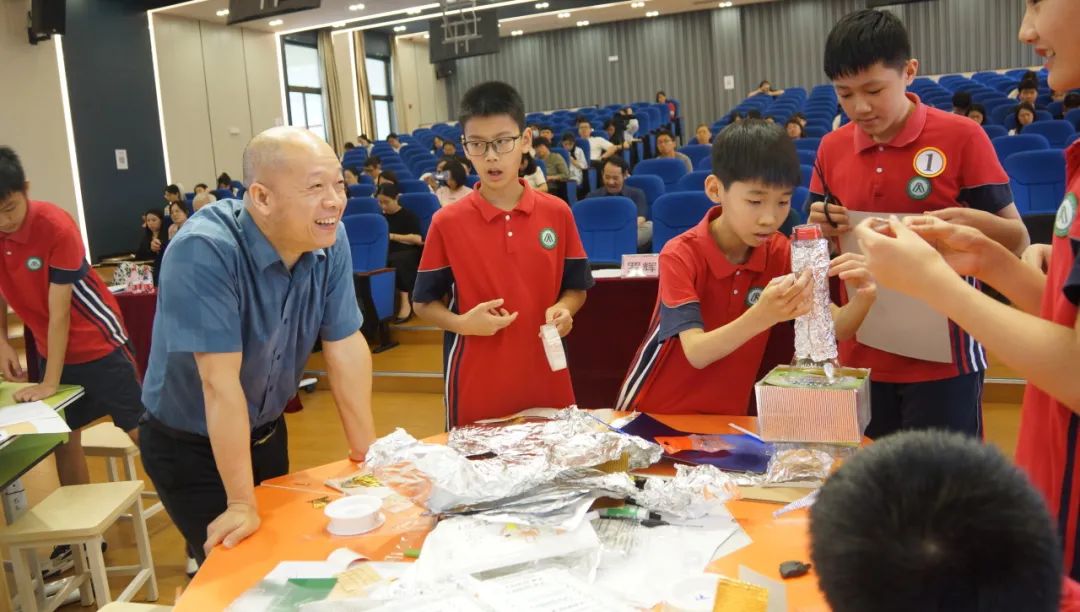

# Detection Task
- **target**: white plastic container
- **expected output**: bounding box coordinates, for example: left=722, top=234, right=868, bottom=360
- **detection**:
left=324, top=495, right=384, bottom=536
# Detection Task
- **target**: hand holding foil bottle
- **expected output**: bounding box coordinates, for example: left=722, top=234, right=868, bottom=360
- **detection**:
left=747, top=268, right=813, bottom=327
left=790, top=224, right=839, bottom=369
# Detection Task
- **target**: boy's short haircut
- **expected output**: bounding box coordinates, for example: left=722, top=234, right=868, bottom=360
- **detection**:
left=194, top=183, right=208, bottom=191
left=458, top=81, right=526, bottom=132
left=810, top=430, right=1063, bottom=612
left=711, top=120, right=800, bottom=189
left=952, top=91, right=972, bottom=110
left=602, top=155, right=630, bottom=175
left=824, top=9, right=911, bottom=80
left=656, top=128, right=674, bottom=141
left=0, top=146, right=26, bottom=201
left=746, top=109, right=763, bottom=120
left=603, top=120, right=615, bottom=130
left=541, top=125, right=553, bottom=132
left=967, top=103, right=986, bottom=119
left=217, top=172, right=232, bottom=186
left=532, top=137, right=551, bottom=149
left=1018, top=79, right=1039, bottom=93
left=379, top=169, right=399, bottom=185
left=165, top=184, right=181, bottom=196
left=376, top=182, right=400, bottom=199
left=344, top=142, right=355, bottom=150
left=576, top=117, right=591, bottom=127
left=560, top=132, right=577, bottom=146
left=387, top=132, right=399, bottom=140
left=364, top=156, right=381, bottom=168
left=1065, top=92, right=1080, bottom=110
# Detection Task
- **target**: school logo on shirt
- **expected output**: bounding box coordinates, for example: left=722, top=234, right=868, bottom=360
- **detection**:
left=1054, top=192, right=1077, bottom=238
left=907, top=176, right=932, bottom=201
left=539, top=227, right=558, bottom=250
left=746, top=286, right=765, bottom=307
left=913, top=147, right=947, bottom=179
left=26, top=257, right=42, bottom=271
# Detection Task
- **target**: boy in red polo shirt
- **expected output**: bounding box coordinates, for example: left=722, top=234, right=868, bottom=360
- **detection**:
left=617, top=121, right=876, bottom=414
left=851, top=0, right=1080, bottom=585
left=412, top=82, right=594, bottom=427
left=808, top=9, right=1029, bottom=439
left=0, top=147, right=143, bottom=487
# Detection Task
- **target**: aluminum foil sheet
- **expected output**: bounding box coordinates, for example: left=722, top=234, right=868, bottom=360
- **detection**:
left=725, top=446, right=836, bottom=487
left=633, top=464, right=740, bottom=519
left=791, top=235, right=838, bottom=364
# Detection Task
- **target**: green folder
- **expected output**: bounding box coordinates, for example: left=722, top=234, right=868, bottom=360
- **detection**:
left=0, top=383, right=84, bottom=490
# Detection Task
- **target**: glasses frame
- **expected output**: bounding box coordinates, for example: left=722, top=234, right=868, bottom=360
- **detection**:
left=461, top=134, right=523, bottom=157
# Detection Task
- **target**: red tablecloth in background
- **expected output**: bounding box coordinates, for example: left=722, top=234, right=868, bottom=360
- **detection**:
left=565, top=276, right=794, bottom=410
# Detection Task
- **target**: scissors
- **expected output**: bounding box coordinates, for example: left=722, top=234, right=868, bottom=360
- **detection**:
left=812, top=158, right=841, bottom=228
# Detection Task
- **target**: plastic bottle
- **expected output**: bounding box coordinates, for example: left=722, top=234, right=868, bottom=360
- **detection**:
left=790, top=224, right=838, bottom=372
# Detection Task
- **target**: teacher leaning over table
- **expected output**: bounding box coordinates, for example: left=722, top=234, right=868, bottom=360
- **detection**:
left=137, top=127, right=377, bottom=568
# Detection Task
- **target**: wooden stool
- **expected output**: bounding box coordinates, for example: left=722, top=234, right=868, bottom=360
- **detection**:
left=81, top=423, right=163, bottom=521
left=0, top=481, right=158, bottom=612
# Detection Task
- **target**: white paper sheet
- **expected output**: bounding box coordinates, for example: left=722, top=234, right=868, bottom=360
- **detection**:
left=838, top=211, right=953, bottom=363
left=0, top=401, right=71, bottom=435
left=475, top=568, right=634, bottom=612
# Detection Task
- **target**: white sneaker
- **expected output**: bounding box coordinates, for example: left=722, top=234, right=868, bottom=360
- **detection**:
left=186, top=556, right=198, bottom=578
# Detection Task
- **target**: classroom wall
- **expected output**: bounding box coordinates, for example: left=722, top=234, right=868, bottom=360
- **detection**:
left=331, top=31, right=359, bottom=146
left=152, top=13, right=284, bottom=192
left=0, top=0, right=79, bottom=222
left=445, top=0, right=1039, bottom=132
left=392, top=38, right=449, bottom=133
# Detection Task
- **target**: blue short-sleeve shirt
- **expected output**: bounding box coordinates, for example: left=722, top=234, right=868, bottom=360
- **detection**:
left=142, top=199, right=362, bottom=435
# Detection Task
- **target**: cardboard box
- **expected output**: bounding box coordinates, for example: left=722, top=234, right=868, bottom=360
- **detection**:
left=754, top=365, right=871, bottom=444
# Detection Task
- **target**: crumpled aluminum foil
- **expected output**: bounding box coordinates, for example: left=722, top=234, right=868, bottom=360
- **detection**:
left=727, top=446, right=836, bottom=487
left=633, top=464, right=740, bottom=519
left=791, top=235, right=838, bottom=364
left=364, top=408, right=661, bottom=526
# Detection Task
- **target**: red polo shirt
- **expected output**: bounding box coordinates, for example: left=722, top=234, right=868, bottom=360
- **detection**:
left=810, top=93, right=1013, bottom=383
left=617, top=206, right=791, bottom=414
left=0, top=200, right=129, bottom=364
left=1015, top=142, right=1080, bottom=581
left=413, top=180, right=594, bottom=427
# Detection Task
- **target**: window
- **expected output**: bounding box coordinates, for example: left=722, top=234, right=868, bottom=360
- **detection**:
left=283, top=40, right=326, bottom=140
left=365, top=56, right=395, bottom=140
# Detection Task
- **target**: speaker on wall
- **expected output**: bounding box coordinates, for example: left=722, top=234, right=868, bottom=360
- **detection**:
left=27, top=0, right=64, bottom=45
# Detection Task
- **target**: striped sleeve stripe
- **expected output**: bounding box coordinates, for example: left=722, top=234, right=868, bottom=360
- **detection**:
left=616, top=317, right=663, bottom=410
left=73, top=280, right=128, bottom=347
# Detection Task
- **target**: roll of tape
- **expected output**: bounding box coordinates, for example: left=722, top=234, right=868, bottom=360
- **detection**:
left=324, top=495, right=384, bottom=536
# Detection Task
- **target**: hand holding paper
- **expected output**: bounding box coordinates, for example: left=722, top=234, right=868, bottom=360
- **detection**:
left=807, top=201, right=852, bottom=235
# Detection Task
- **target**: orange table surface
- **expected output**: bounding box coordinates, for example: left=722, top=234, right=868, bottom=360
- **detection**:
left=176, top=415, right=830, bottom=611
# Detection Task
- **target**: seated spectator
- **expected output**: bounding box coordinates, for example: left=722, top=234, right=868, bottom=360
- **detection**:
left=136, top=208, right=168, bottom=283
left=520, top=153, right=547, bottom=192
left=967, top=103, right=987, bottom=126
left=1050, top=88, right=1067, bottom=103
left=344, top=167, right=360, bottom=186
left=376, top=183, right=422, bottom=322
left=578, top=118, right=622, bottom=171
left=603, top=119, right=622, bottom=146
left=167, top=201, right=188, bottom=240
left=533, top=137, right=569, bottom=201
left=163, top=184, right=182, bottom=213
left=586, top=156, right=651, bottom=250
left=746, top=109, right=763, bottom=120
left=343, top=141, right=355, bottom=155
left=1063, top=92, right=1080, bottom=117
left=378, top=169, right=399, bottom=186
left=748, top=79, right=785, bottom=98
left=192, top=191, right=216, bottom=212
left=657, top=91, right=676, bottom=120
left=952, top=90, right=972, bottom=115
left=791, top=112, right=808, bottom=128
left=694, top=123, right=712, bottom=146
left=435, top=159, right=471, bottom=206
left=216, top=172, right=233, bottom=194
left=440, top=141, right=471, bottom=170
left=431, top=135, right=445, bottom=156
left=811, top=430, right=1070, bottom=612
left=785, top=118, right=805, bottom=139
left=561, top=132, right=588, bottom=188
left=1010, top=102, right=1036, bottom=135
left=387, top=133, right=405, bottom=153
left=363, top=156, right=382, bottom=181
left=193, top=183, right=209, bottom=195
left=539, top=125, right=555, bottom=142
left=727, top=111, right=744, bottom=125
left=619, top=107, right=640, bottom=142
left=358, top=134, right=373, bottom=152
left=1017, top=79, right=1040, bottom=108
left=655, top=129, right=693, bottom=172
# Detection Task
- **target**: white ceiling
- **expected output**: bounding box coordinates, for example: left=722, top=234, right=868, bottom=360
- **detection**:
left=155, top=0, right=773, bottom=36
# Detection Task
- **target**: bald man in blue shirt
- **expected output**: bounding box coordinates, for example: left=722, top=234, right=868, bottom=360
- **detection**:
left=139, top=127, right=377, bottom=566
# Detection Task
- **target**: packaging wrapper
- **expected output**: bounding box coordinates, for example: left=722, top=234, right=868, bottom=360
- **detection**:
left=755, top=365, right=871, bottom=444
left=791, top=233, right=838, bottom=364
left=364, top=408, right=661, bottom=527
left=633, top=464, right=740, bottom=519
left=113, top=262, right=155, bottom=294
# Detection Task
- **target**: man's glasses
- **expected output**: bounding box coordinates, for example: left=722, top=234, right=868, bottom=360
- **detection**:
left=461, top=134, right=522, bottom=157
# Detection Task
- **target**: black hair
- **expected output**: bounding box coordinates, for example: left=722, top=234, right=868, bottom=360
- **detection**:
left=603, top=120, right=615, bottom=130
left=343, top=142, right=355, bottom=150
left=532, top=136, right=551, bottom=149
left=810, top=431, right=1063, bottom=612
left=727, top=111, right=743, bottom=123
left=519, top=152, right=537, bottom=177
left=824, top=9, right=911, bottom=80
left=217, top=172, right=232, bottom=187
left=458, top=81, right=526, bottom=131
left=1021, top=70, right=1037, bottom=82
left=576, top=116, right=591, bottom=126
left=375, top=182, right=399, bottom=199
left=655, top=90, right=667, bottom=101
left=443, top=159, right=467, bottom=187
left=1014, top=102, right=1036, bottom=132
left=0, top=147, right=26, bottom=202
left=1018, top=79, right=1039, bottom=93
left=952, top=90, right=972, bottom=110
left=602, top=155, right=630, bottom=175
left=560, top=131, right=577, bottom=145
left=194, top=183, right=208, bottom=191
left=358, top=134, right=370, bottom=142
left=540, top=125, right=554, bottom=133
left=785, top=117, right=805, bottom=138
left=442, top=141, right=457, bottom=150
left=343, top=166, right=359, bottom=177
left=967, top=103, right=986, bottom=125
left=746, top=109, right=763, bottom=120
left=378, top=169, right=399, bottom=185
left=143, top=208, right=166, bottom=239
left=655, top=128, right=675, bottom=141
left=363, top=156, right=381, bottom=168
left=758, top=79, right=771, bottom=88
left=792, top=112, right=806, bottom=121
left=1065, top=92, right=1080, bottom=110
left=164, top=184, right=181, bottom=196
left=387, top=132, right=399, bottom=141
left=711, top=120, right=800, bottom=189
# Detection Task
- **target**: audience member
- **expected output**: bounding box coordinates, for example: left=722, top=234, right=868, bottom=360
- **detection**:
left=440, top=141, right=471, bottom=170
left=791, top=112, right=808, bottom=128
left=534, top=137, right=570, bottom=201
left=163, top=184, right=182, bottom=212
left=746, top=109, right=763, bottom=120
left=603, top=119, right=621, bottom=146
left=136, top=208, right=168, bottom=283
left=358, top=134, right=373, bottom=152
left=193, top=183, right=209, bottom=195
left=578, top=118, right=621, bottom=171
left=561, top=132, right=588, bottom=187
left=785, top=117, right=805, bottom=139
left=343, top=142, right=355, bottom=154
left=694, top=123, right=712, bottom=145
left=1011, top=101, right=1036, bottom=134
left=811, top=431, right=1066, bottom=612
left=748, top=79, right=785, bottom=97
left=951, top=90, right=972, bottom=115
left=431, top=135, right=445, bottom=156
left=539, top=125, right=555, bottom=142
left=619, top=107, right=640, bottom=142
left=1017, top=79, right=1040, bottom=108
left=216, top=172, right=233, bottom=193
left=376, top=182, right=423, bottom=322
left=344, top=167, right=360, bottom=186
left=378, top=169, right=399, bottom=186
left=1063, top=92, right=1080, bottom=116
left=192, top=192, right=216, bottom=212
left=435, top=159, right=471, bottom=206
left=1050, top=88, right=1067, bottom=103
left=656, top=91, right=676, bottom=120
left=167, top=201, right=188, bottom=240
left=655, top=129, right=693, bottom=172
left=966, top=103, right=987, bottom=126
left=586, top=156, right=651, bottom=249
left=727, top=111, right=744, bottom=125
left=520, top=153, right=547, bottom=193
left=363, top=156, right=382, bottom=181
left=387, top=133, right=405, bottom=153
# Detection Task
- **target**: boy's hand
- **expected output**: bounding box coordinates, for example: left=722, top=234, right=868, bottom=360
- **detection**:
left=807, top=202, right=851, bottom=236
left=903, top=216, right=996, bottom=277
left=459, top=299, right=518, bottom=336
left=853, top=217, right=955, bottom=299
left=13, top=382, right=59, bottom=402
left=544, top=306, right=573, bottom=337
left=1021, top=243, right=1052, bottom=272
left=924, top=206, right=993, bottom=228
left=749, top=269, right=813, bottom=326
left=829, top=253, right=876, bottom=300
left=0, top=342, right=26, bottom=382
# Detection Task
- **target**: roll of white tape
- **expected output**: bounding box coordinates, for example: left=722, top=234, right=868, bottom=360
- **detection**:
left=324, top=495, right=384, bottom=536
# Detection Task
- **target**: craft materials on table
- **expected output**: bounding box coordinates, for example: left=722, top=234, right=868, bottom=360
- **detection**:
left=0, top=401, right=71, bottom=436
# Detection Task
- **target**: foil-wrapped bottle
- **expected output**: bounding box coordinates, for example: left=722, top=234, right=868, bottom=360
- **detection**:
left=790, top=224, right=838, bottom=369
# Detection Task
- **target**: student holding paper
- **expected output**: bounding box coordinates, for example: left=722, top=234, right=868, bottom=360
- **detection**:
left=807, top=9, right=1029, bottom=439
left=616, top=121, right=876, bottom=415
left=851, top=0, right=1080, bottom=582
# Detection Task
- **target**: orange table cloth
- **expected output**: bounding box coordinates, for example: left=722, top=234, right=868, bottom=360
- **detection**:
left=175, top=415, right=831, bottom=612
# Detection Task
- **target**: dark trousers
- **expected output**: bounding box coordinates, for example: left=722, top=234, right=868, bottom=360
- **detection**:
left=387, top=248, right=421, bottom=293
left=865, top=371, right=984, bottom=440
left=138, top=414, right=289, bottom=566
